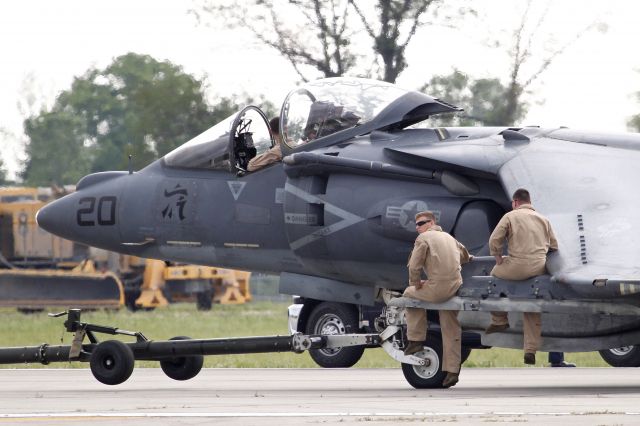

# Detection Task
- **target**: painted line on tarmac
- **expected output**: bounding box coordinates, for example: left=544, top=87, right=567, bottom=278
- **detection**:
left=2, top=411, right=640, bottom=419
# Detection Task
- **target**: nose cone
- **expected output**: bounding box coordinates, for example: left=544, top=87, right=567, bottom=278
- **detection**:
left=37, top=189, right=123, bottom=251
left=36, top=196, right=73, bottom=239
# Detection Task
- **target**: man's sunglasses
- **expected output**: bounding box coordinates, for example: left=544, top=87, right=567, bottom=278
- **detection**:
left=415, top=220, right=432, bottom=227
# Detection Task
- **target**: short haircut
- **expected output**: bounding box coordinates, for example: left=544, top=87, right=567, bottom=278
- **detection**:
left=512, top=188, right=531, bottom=203
left=415, top=211, right=436, bottom=223
left=269, top=117, right=280, bottom=134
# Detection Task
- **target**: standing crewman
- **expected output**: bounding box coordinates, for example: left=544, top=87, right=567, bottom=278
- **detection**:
left=485, top=188, right=558, bottom=365
left=404, top=211, right=472, bottom=388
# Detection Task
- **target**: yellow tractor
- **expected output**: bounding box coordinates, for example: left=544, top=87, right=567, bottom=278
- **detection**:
left=0, top=187, right=124, bottom=310
left=117, top=256, right=251, bottom=311
left=0, top=186, right=252, bottom=312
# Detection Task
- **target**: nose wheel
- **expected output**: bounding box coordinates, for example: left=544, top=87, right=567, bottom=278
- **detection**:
left=400, top=339, right=447, bottom=389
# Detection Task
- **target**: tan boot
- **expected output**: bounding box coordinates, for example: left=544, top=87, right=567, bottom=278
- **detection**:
left=485, top=323, right=510, bottom=334
left=442, top=372, right=459, bottom=388
left=403, top=341, right=424, bottom=356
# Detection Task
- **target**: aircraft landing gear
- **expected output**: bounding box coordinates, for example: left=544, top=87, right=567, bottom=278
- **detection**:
left=599, top=345, right=640, bottom=367
left=377, top=290, right=464, bottom=389
left=305, top=302, right=365, bottom=368
left=400, top=339, right=447, bottom=389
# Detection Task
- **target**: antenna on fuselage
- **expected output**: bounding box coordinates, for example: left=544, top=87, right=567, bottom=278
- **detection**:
left=128, top=155, right=133, bottom=175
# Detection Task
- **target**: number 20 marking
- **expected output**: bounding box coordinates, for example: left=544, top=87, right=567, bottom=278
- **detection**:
left=77, top=196, right=117, bottom=226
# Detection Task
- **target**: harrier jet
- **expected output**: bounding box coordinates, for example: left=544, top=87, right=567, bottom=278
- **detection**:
left=36, top=77, right=640, bottom=387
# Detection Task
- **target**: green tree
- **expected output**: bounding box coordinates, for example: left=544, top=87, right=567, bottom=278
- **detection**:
left=422, top=70, right=521, bottom=127
left=423, top=1, right=603, bottom=126
left=22, top=53, right=235, bottom=186
left=348, top=0, right=448, bottom=83
left=22, top=110, right=92, bottom=186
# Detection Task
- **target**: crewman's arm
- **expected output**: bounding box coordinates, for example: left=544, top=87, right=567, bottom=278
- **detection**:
left=456, top=240, right=471, bottom=264
left=407, top=237, right=428, bottom=287
left=489, top=216, right=510, bottom=264
left=247, top=145, right=282, bottom=172
left=548, top=222, right=559, bottom=252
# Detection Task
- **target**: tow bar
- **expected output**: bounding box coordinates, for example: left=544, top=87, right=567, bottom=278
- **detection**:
left=0, top=309, right=424, bottom=385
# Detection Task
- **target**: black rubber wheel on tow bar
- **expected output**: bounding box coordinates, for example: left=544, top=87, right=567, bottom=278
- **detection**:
left=160, top=336, right=204, bottom=381
left=599, top=345, right=640, bottom=367
left=305, top=302, right=365, bottom=368
left=401, top=338, right=447, bottom=389
left=90, top=340, right=135, bottom=385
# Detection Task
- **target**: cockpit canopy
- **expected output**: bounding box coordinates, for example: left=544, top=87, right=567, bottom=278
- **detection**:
left=281, top=78, right=409, bottom=148
left=280, top=78, right=461, bottom=154
left=163, top=77, right=460, bottom=173
left=164, top=107, right=272, bottom=172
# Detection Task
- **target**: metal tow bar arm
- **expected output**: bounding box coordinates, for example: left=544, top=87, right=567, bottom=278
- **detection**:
left=0, top=309, right=392, bottom=385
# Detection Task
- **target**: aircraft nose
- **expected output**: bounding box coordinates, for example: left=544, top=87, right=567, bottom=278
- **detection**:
left=36, top=196, right=73, bottom=238
left=36, top=188, right=124, bottom=251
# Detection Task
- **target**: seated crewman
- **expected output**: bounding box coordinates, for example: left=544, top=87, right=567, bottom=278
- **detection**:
left=247, top=117, right=283, bottom=172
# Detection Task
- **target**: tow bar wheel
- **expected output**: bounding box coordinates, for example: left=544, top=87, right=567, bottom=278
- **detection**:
left=160, top=336, right=204, bottom=381
left=89, top=340, right=135, bottom=385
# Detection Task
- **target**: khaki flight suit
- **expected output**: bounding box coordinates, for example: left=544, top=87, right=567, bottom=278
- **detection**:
left=247, top=144, right=282, bottom=172
left=489, top=204, right=558, bottom=354
left=404, top=225, right=471, bottom=374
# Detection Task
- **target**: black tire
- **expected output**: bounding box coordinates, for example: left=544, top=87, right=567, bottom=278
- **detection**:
left=160, top=336, right=204, bottom=381
left=124, top=291, right=139, bottom=311
left=599, top=345, right=640, bottom=367
left=305, top=302, right=365, bottom=368
left=123, top=273, right=143, bottom=312
left=196, top=290, right=213, bottom=311
left=90, top=340, right=135, bottom=385
left=401, top=338, right=447, bottom=389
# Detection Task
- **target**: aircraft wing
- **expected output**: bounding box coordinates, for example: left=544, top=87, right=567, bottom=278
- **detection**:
left=388, top=128, right=640, bottom=293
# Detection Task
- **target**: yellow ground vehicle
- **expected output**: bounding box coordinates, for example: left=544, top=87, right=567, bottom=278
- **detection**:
left=0, top=186, right=251, bottom=311
left=119, top=257, right=252, bottom=311
left=0, top=187, right=123, bottom=310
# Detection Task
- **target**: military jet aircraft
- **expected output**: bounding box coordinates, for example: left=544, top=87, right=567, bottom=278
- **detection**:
left=36, top=77, right=640, bottom=388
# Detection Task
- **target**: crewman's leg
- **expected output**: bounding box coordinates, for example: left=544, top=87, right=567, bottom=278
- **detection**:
left=523, top=312, right=542, bottom=354
left=404, top=307, right=427, bottom=342
left=439, top=310, right=461, bottom=373
left=487, top=258, right=537, bottom=331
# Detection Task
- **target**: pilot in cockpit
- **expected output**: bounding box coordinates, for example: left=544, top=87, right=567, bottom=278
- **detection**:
left=302, top=101, right=360, bottom=143
left=247, top=117, right=283, bottom=172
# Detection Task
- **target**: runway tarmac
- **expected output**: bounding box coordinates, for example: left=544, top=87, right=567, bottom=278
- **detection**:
left=1, top=367, right=639, bottom=425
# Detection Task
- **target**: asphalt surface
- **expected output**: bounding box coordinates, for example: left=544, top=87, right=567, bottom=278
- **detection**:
left=1, top=367, right=639, bottom=425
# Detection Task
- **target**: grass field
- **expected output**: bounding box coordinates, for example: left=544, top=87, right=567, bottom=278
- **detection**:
left=0, top=301, right=611, bottom=369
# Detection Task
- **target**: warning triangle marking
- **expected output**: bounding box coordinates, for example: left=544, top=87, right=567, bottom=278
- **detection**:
left=227, top=181, right=247, bottom=201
